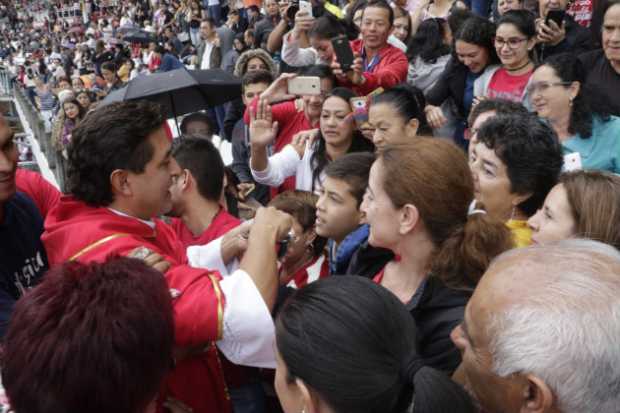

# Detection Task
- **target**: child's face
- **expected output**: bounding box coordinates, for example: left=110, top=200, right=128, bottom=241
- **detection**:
left=315, top=176, right=364, bottom=244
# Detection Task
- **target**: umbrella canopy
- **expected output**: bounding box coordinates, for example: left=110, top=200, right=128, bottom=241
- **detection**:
left=100, top=68, right=242, bottom=119
left=122, top=29, right=156, bottom=45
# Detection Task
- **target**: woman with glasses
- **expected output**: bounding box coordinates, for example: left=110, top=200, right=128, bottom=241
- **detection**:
left=475, top=10, right=536, bottom=105
left=530, top=53, right=620, bottom=173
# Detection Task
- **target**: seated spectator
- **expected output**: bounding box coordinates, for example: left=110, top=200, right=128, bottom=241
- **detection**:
left=466, top=97, right=529, bottom=162
left=250, top=88, right=374, bottom=193
left=269, top=190, right=329, bottom=288
left=233, top=48, right=279, bottom=78
left=470, top=114, right=564, bottom=247
left=331, top=0, right=409, bottom=95
left=496, top=0, right=524, bottom=17
left=275, top=276, right=477, bottom=413
left=407, top=18, right=452, bottom=94
left=530, top=53, right=620, bottom=173
left=316, top=152, right=393, bottom=278
left=362, top=139, right=512, bottom=372
left=282, top=14, right=348, bottom=67
left=75, top=89, right=95, bottom=112
left=2, top=257, right=174, bottom=413
left=155, top=44, right=184, bottom=72
left=392, top=6, right=412, bottom=45
left=477, top=10, right=536, bottom=104
left=180, top=112, right=232, bottom=165
left=59, top=98, right=86, bottom=150
left=528, top=170, right=620, bottom=249
left=424, top=15, right=499, bottom=148
left=535, top=0, right=592, bottom=60
left=244, top=65, right=336, bottom=193
left=168, top=137, right=241, bottom=247
left=100, top=60, right=125, bottom=92
left=369, top=84, right=431, bottom=149
left=451, top=240, right=620, bottom=413
left=230, top=71, right=273, bottom=206
left=578, top=0, right=620, bottom=114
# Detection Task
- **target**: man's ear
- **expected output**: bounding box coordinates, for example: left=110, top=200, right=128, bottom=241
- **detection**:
left=520, top=374, right=555, bottom=413
left=110, top=169, right=132, bottom=197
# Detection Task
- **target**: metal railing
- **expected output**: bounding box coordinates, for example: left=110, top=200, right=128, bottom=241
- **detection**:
left=11, top=82, right=67, bottom=191
left=0, top=68, right=12, bottom=98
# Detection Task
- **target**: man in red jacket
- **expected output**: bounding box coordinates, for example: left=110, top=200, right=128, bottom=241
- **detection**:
left=332, top=0, right=408, bottom=95
left=42, top=101, right=292, bottom=413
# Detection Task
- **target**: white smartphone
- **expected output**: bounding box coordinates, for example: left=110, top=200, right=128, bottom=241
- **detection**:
left=288, top=76, right=321, bottom=96
left=299, top=1, right=313, bottom=17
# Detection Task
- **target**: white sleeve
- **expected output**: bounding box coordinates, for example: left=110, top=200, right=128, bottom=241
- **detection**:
left=216, top=269, right=276, bottom=368
left=251, top=145, right=303, bottom=187
left=281, top=31, right=318, bottom=67
left=186, top=237, right=240, bottom=276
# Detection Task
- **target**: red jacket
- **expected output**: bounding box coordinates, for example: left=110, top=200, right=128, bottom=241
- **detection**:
left=42, top=196, right=232, bottom=413
left=339, top=39, right=408, bottom=96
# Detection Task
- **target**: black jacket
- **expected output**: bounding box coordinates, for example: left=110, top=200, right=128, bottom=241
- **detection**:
left=345, top=240, right=394, bottom=279
left=425, top=57, right=471, bottom=119
left=408, top=276, right=471, bottom=374
left=537, top=14, right=593, bottom=61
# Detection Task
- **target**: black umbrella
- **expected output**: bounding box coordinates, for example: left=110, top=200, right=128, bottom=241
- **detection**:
left=122, top=29, right=156, bottom=45
left=100, top=67, right=242, bottom=126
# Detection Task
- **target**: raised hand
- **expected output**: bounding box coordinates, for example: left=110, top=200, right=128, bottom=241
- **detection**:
left=249, top=98, right=279, bottom=148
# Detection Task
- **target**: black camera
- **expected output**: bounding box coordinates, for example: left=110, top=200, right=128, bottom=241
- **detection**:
left=287, top=0, right=299, bottom=21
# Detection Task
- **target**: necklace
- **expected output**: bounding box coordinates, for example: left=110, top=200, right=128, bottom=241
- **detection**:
left=506, top=60, right=532, bottom=73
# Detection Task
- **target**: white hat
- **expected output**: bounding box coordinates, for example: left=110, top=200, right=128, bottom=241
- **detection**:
left=58, top=89, right=75, bottom=104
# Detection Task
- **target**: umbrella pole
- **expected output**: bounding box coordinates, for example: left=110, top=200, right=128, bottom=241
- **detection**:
left=169, top=93, right=180, bottom=137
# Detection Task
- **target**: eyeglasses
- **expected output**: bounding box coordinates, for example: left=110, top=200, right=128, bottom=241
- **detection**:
left=526, top=81, right=572, bottom=95
left=494, top=37, right=527, bottom=49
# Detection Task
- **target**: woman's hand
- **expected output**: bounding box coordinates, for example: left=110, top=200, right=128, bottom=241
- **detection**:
left=249, top=98, right=279, bottom=148
left=290, top=128, right=319, bottom=156
left=536, top=18, right=566, bottom=46
left=424, top=104, right=447, bottom=129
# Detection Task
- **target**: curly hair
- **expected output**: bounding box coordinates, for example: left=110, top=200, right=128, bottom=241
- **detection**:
left=477, top=114, right=564, bottom=216
left=66, top=100, right=165, bottom=206
left=539, top=53, right=615, bottom=139
left=2, top=257, right=174, bottom=413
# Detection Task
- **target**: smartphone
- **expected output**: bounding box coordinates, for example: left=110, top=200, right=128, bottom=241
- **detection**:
left=545, top=9, right=565, bottom=27
left=287, top=0, right=299, bottom=20
left=331, top=34, right=355, bottom=72
left=288, top=76, right=321, bottom=96
left=299, top=0, right=313, bottom=17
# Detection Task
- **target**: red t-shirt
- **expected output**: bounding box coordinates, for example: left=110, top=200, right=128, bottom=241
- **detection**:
left=486, top=68, right=533, bottom=103
left=244, top=98, right=317, bottom=194
left=16, top=168, right=61, bottom=219
left=171, top=208, right=241, bottom=248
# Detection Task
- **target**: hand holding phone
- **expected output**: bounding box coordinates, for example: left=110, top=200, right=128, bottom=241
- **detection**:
left=287, top=76, right=321, bottom=96
left=545, top=9, right=565, bottom=27
left=331, top=34, right=355, bottom=72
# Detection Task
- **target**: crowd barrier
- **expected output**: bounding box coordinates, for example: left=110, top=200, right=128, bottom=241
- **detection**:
left=8, top=76, right=66, bottom=191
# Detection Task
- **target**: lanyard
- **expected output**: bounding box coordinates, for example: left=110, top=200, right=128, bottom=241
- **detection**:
left=362, top=46, right=381, bottom=73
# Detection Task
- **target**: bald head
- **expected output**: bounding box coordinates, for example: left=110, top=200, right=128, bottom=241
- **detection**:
left=476, top=240, right=620, bottom=413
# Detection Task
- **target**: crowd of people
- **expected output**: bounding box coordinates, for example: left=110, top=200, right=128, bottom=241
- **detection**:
left=1, top=0, right=620, bottom=412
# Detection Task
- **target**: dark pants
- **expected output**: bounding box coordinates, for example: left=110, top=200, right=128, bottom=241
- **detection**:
left=229, top=382, right=266, bottom=413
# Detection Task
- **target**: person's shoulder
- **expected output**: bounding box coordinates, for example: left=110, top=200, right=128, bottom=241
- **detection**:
left=578, top=49, right=604, bottom=66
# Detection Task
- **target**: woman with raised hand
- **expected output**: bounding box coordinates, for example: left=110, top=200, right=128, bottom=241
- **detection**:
left=250, top=87, right=374, bottom=193
left=275, top=276, right=477, bottom=413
